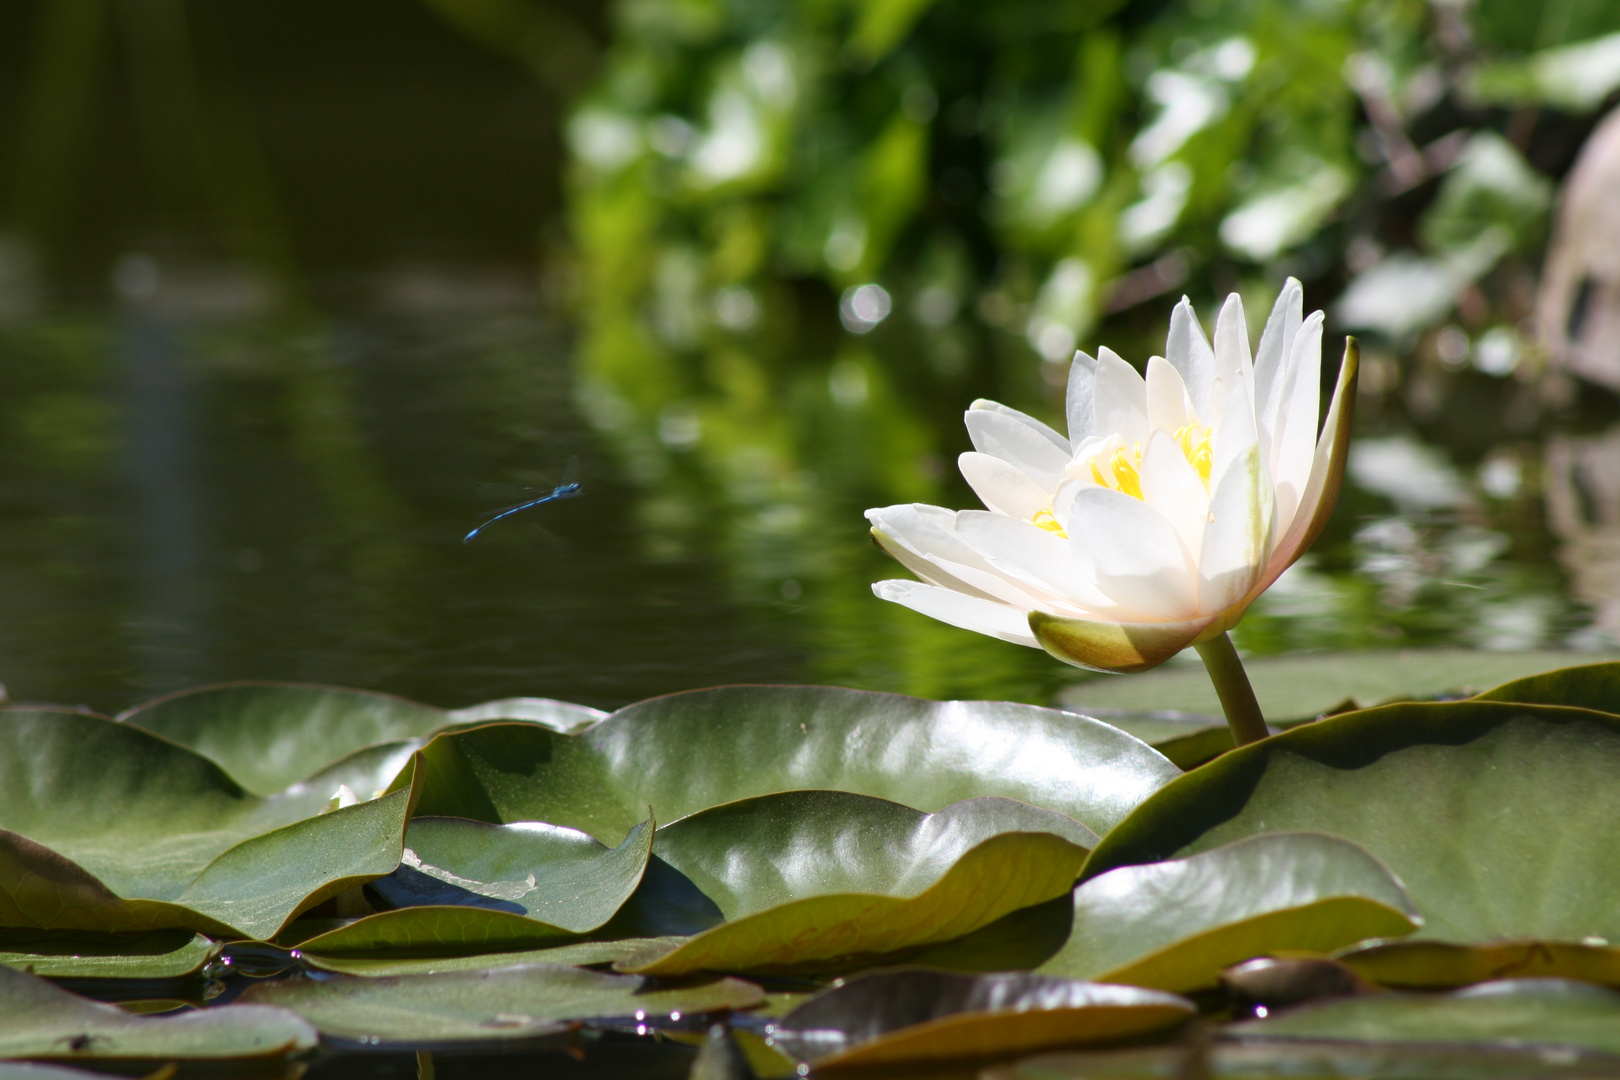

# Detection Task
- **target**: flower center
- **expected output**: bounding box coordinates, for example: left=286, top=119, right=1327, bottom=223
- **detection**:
left=1175, top=423, right=1213, bottom=486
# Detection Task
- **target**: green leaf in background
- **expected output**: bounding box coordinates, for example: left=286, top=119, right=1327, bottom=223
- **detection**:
left=1230, top=978, right=1620, bottom=1056
left=1474, top=660, right=1620, bottom=712
left=615, top=792, right=1094, bottom=975
left=1081, top=699, right=1620, bottom=945
left=238, top=963, right=764, bottom=1046
left=0, top=929, right=215, bottom=979
left=444, top=696, right=606, bottom=734
left=0, top=709, right=419, bottom=939
left=115, top=682, right=452, bottom=796
left=0, top=964, right=316, bottom=1060
left=293, top=816, right=654, bottom=955
left=400, top=685, right=1178, bottom=842
left=1039, top=833, right=1419, bottom=992
left=1338, top=938, right=1620, bottom=989
left=1060, top=651, right=1605, bottom=724
left=767, top=970, right=1194, bottom=1069
left=298, top=937, right=672, bottom=977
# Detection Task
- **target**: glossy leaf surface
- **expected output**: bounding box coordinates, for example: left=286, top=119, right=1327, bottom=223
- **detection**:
left=0, top=964, right=315, bottom=1060
left=1041, top=833, right=1419, bottom=991
left=401, top=685, right=1177, bottom=841
left=445, top=697, right=606, bottom=733
left=617, top=792, right=1094, bottom=974
left=239, top=963, right=764, bottom=1045
left=0, top=709, right=418, bottom=938
left=0, top=930, right=215, bottom=979
left=1339, top=938, right=1620, bottom=988
left=116, top=682, right=450, bottom=796
left=300, top=938, right=671, bottom=977
left=1232, top=977, right=1620, bottom=1055
left=1082, top=700, right=1620, bottom=943
left=769, top=970, right=1194, bottom=1068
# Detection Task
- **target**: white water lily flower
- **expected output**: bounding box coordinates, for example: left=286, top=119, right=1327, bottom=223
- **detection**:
left=867, top=280, right=1358, bottom=673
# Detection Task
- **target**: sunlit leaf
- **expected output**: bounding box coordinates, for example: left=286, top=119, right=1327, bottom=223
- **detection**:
left=238, top=963, right=764, bottom=1046
left=616, top=791, right=1093, bottom=975
left=445, top=696, right=606, bottom=734
left=0, top=964, right=315, bottom=1060
left=0, top=709, right=419, bottom=939
left=1339, top=938, right=1620, bottom=989
left=1040, top=833, right=1419, bottom=992
left=397, top=685, right=1177, bottom=842
left=0, top=930, right=215, bottom=979
left=1082, top=700, right=1620, bottom=945
left=767, top=970, right=1193, bottom=1069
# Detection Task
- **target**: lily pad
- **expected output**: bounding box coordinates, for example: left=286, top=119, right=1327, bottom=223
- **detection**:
left=299, top=938, right=673, bottom=977
left=1230, top=978, right=1620, bottom=1056
left=616, top=792, right=1095, bottom=975
left=0, top=708, right=419, bottom=939
left=238, top=963, right=764, bottom=1046
left=766, top=970, right=1194, bottom=1069
left=1040, top=833, right=1419, bottom=992
left=1060, top=650, right=1607, bottom=723
left=445, top=697, right=606, bottom=733
left=1081, top=700, right=1620, bottom=945
left=397, top=685, right=1178, bottom=843
left=0, top=930, right=215, bottom=979
left=1338, top=938, right=1620, bottom=989
left=116, top=682, right=451, bottom=797
left=1475, top=661, right=1620, bottom=712
left=0, top=964, right=316, bottom=1060
left=292, top=816, right=654, bottom=954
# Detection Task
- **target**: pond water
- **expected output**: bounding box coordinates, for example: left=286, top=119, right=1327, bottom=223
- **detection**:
left=0, top=274, right=1611, bottom=717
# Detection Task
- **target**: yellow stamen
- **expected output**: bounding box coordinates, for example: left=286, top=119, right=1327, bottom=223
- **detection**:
left=1091, top=442, right=1145, bottom=500
left=1032, top=508, right=1067, bottom=538
left=1175, top=423, right=1213, bottom=488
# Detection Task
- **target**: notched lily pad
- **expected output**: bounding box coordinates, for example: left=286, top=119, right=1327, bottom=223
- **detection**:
left=0, top=964, right=316, bottom=1060
left=1081, top=700, right=1620, bottom=946
left=292, top=816, right=654, bottom=955
left=1042, top=832, right=1418, bottom=992
left=298, top=938, right=676, bottom=977
left=238, top=963, right=765, bottom=1046
left=0, top=929, right=216, bottom=980
left=615, top=792, right=1095, bottom=975
left=0, top=709, right=420, bottom=939
left=767, top=970, right=1194, bottom=1069
left=396, top=685, right=1177, bottom=843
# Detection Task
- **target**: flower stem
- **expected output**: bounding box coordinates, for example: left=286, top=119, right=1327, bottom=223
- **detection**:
left=1193, top=632, right=1269, bottom=746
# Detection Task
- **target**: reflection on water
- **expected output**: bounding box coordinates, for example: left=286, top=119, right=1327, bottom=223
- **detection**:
left=0, top=260, right=1610, bottom=715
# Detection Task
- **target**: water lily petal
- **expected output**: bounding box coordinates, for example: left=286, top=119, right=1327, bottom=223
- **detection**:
left=868, top=508, right=1060, bottom=610
left=1092, top=347, right=1149, bottom=445
left=959, top=452, right=1053, bottom=520
left=1253, top=278, right=1304, bottom=452
left=1139, top=429, right=1208, bottom=559
left=873, top=580, right=1040, bottom=647
left=1166, top=297, right=1214, bottom=421
left=1067, top=350, right=1098, bottom=443
left=1144, top=356, right=1194, bottom=433
left=1029, top=610, right=1211, bottom=674
left=1272, top=311, right=1325, bottom=539
left=1210, top=293, right=1254, bottom=430
left=1273, top=338, right=1358, bottom=566
left=955, top=511, right=1120, bottom=615
left=968, top=398, right=1069, bottom=454
left=964, top=407, right=1070, bottom=488
left=1069, top=487, right=1198, bottom=620
left=1199, top=441, right=1274, bottom=615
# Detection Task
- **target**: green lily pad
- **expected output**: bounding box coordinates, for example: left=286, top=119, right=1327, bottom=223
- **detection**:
left=1061, top=650, right=1609, bottom=724
left=616, top=792, right=1095, bottom=975
left=1230, top=977, right=1620, bottom=1056
left=0, top=1064, right=170, bottom=1080
left=0, top=930, right=215, bottom=979
left=0, top=964, right=316, bottom=1060
left=299, top=937, right=673, bottom=977
left=1475, top=661, right=1620, bottom=712
left=1040, top=833, right=1419, bottom=992
left=237, top=963, right=765, bottom=1046
left=446, top=697, right=606, bottom=733
left=116, top=682, right=451, bottom=797
left=291, top=816, right=654, bottom=955
left=766, top=970, right=1194, bottom=1069
left=397, top=685, right=1177, bottom=843
left=1338, top=938, right=1620, bottom=989
left=0, top=708, right=419, bottom=939
left=1081, top=700, right=1620, bottom=945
